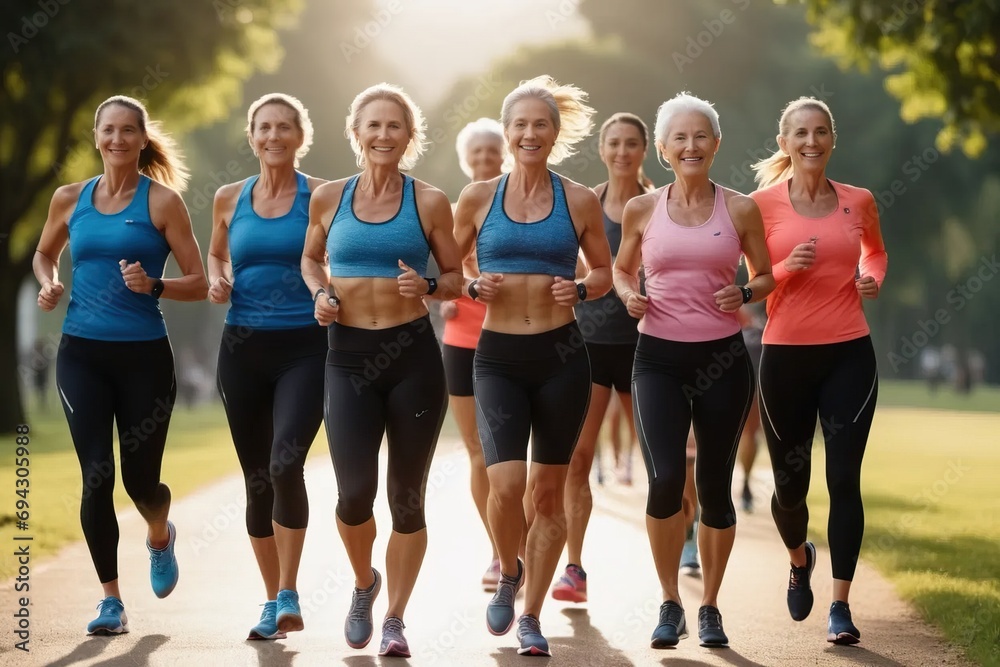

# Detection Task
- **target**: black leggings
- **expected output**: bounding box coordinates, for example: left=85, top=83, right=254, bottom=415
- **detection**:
left=56, top=334, right=175, bottom=583
left=632, top=332, right=753, bottom=528
left=325, top=317, right=446, bottom=534
left=473, top=322, right=591, bottom=466
left=217, top=325, right=326, bottom=537
left=759, top=336, right=878, bottom=581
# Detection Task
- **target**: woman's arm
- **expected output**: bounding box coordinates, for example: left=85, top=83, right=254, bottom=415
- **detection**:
left=556, top=182, right=611, bottom=306
left=131, top=185, right=208, bottom=301
left=207, top=182, right=239, bottom=304
left=612, top=194, right=655, bottom=318
left=33, top=184, right=79, bottom=311
left=409, top=184, right=462, bottom=300
left=717, top=194, right=774, bottom=312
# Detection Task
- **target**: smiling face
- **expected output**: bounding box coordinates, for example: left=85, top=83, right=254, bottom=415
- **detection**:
left=94, top=103, right=146, bottom=168
left=600, top=121, right=646, bottom=180
left=505, top=97, right=557, bottom=167
left=778, top=106, right=835, bottom=176
left=354, top=99, right=411, bottom=168
left=465, top=133, right=504, bottom=182
left=250, top=102, right=304, bottom=168
left=656, top=109, right=720, bottom=175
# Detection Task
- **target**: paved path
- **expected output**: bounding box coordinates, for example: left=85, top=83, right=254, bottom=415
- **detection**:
left=0, top=438, right=974, bottom=666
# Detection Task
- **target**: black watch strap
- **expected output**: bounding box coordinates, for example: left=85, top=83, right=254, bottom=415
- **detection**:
left=468, top=279, right=479, bottom=301
left=150, top=278, right=165, bottom=299
left=425, top=277, right=437, bottom=296
left=576, top=282, right=588, bottom=303
left=741, top=285, right=753, bottom=304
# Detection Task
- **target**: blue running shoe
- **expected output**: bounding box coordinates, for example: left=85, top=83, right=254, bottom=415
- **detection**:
left=345, top=568, right=381, bottom=649
left=827, top=601, right=861, bottom=645
left=147, top=520, right=179, bottom=599
left=698, top=605, right=729, bottom=647
left=486, top=558, right=524, bottom=636
left=651, top=601, right=688, bottom=648
left=276, top=589, right=303, bottom=633
left=787, top=541, right=816, bottom=621
left=87, top=596, right=129, bottom=636
left=378, top=616, right=411, bottom=657
left=248, top=600, right=286, bottom=640
left=516, top=614, right=551, bottom=656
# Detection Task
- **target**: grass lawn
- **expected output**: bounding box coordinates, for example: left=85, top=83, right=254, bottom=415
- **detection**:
left=805, top=404, right=1000, bottom=666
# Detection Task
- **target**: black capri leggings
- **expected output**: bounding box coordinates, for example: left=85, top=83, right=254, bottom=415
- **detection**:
left=325, top=316, right=446, bottom=534
left=758, top=335, right=878, bottom=581
left=56, top=334, right=176, bottom=583
left=473, top=322, right=591, bottom=467
left=631, top=332, right=753, bottom=528
left=217, top=324, right=326, bottom=538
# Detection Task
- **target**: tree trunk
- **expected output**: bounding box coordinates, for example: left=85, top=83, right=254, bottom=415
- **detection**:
left=0, top=273, right=27, bottom=434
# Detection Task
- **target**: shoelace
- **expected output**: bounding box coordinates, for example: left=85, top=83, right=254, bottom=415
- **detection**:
left=518, top=615, right=542, bottom=637
left=259, top=603, right=277, bottom=624
left=382, top=616, right=405, bottom=637
left=700, top=607, right=723, bottom=629
left=492, top=574, right=518, bottom=607
left=659, top=602, right=684, bottom=628
left=349, top=585, right=375, bottom=621
left=788, top=563, right=809, bottom=591
left=97, top=597, right=123, bottom=617
left=149, top=548, right=170, bottom=575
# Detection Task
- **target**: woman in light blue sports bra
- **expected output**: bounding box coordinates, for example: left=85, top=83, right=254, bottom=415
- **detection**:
left=301, top=83, right=463, bottom=658
left=32, top=95, right=207, bottom=636
left=453, top=75, right=613, bottom=657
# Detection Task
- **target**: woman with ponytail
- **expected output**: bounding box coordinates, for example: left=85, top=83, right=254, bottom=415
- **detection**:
left=550, top=112, right=653, bottom=605
left=33, top=95, right=207, bottom=635
left=453, top=75, right=612, bottom=657
left=750, top=97, right=887, bottom=646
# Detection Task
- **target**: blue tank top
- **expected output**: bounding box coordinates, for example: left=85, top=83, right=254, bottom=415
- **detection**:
left=63, top=175, right=170, bottom=341
left=575, top=186, right=640, bottom=344
left=327, top=174, right=430, bottom=278
left=226, top=172, right=315, bottom=329
left=476, top=171, right=579, bottom=279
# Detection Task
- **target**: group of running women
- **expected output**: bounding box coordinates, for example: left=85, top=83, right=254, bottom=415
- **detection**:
left=34, top=74, right=885, bottom=658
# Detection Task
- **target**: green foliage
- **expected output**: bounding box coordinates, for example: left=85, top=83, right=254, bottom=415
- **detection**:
left=776, top=0, right=1000, bottom=156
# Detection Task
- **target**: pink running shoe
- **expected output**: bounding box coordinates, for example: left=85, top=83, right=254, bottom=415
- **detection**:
left=551, top=564, right=588, bottom=603
left=482, top=559, right=501, bottom=592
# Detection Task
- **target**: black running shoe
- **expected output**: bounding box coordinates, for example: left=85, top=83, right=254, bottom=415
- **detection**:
left=827, top=601, right=861, bottom=645
left=787, top=541, right=816, bottom=621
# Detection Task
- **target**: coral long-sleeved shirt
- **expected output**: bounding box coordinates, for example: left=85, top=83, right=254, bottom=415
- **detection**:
left=750, top=180, right=887, bottom=345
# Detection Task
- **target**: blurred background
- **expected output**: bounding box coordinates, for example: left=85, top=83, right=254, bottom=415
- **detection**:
left=2, top=0, right=999, bottom=426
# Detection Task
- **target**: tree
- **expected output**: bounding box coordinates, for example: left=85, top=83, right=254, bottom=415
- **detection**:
left=776, top=0, right=1000, bottom=156
left=0, top=0, right=303, bottom=433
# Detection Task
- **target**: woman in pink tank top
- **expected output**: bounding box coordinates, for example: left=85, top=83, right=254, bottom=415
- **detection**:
left=613, top=92, right=774, bottom=649
left=750, top=97, right=887, bottom=647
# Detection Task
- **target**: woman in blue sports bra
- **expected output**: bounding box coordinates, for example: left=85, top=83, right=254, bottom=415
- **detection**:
left=301, top=83, right=463, bottom=658
left=453, top=75, right=613, bottom=657
left=207, top=93, right=327, bottom=641
left=32, top=95, right=207, bottom=636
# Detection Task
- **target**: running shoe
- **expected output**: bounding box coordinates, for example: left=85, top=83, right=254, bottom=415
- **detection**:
left=516, top=614, right=551, bottom=656
left=551, top=563, right=587, bottom=603
left=248, top=600, right=286, bottom=640
left=345, top=568, right=381, bottom=649
left=379, top=616, right=411, bottom=657
left=486, top=558, right=523, bottom=635
left=86, top=596, right=128, bottom=636
left=827, top=601, right=862, bottom=645
left=680, top=537, right=701, bottom=577
left=650, top=601, right=687, bottom=648
left=276, top=589, right=303, bottom=633
left=147, top=520, right=179, bottom=598
left=698, top=605, right=729, bottom=647
left=787, top=541, right=816, bottom=621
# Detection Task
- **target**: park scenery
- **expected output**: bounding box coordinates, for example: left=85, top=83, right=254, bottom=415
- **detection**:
left=1, top=1, right=998, bottom=665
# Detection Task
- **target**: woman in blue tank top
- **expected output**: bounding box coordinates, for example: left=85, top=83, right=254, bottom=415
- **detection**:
left=551, top=112, right=655, bottom=606
left=206, top=93, right=327, bottom=641
left=32, top=95, right=208, bottom=636
left=301, top=83, right=463, bottom=658
left=452, top=75, right=613, bottom=657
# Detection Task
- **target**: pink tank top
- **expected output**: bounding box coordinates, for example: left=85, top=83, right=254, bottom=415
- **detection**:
left=638, top=182, right=743, bottom=342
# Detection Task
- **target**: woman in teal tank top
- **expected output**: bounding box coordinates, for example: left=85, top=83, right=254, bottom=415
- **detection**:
left=207, top=93, right=328, bottom=641
left=32, top=95, right=207, bottom=636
